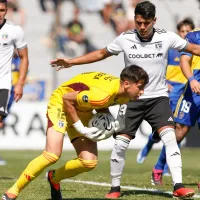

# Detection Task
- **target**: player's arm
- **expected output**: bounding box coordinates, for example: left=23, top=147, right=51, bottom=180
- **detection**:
left=14, top=47, right=29, bottom=102
left=62, top=91, right=102, bottom=140
left=180, top=54, right=200, bottom=94
left=62, top=91, right=81, bottom=123
left=51, top=48, right=112, bottom=71
left=184, top=42, right=200, bottom=56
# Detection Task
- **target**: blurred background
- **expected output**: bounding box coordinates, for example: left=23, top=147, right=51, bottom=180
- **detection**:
left=1, top=0, right=200, bottom=150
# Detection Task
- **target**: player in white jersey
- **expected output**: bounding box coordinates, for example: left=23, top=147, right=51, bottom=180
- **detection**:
left=0, top=0, right=28, bottom=169
left=0, top=0, right=28, bottom=124
left=50, top=1, right=200, bottom=199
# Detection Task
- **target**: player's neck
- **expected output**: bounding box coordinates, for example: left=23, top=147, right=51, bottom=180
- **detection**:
left=136, top=29, right=154, bottom=42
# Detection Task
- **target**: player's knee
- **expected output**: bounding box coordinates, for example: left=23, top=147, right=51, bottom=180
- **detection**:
left=159, top=128, right=176, bottom=146
left=114, top=135, right=130, bottom=155
left=42, top=151, right=60, bottom=164
left=79, top=158, right=98, bottom=171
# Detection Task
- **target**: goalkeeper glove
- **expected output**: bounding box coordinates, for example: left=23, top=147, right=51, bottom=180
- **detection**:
left=73, top=120, right=103, bottom=142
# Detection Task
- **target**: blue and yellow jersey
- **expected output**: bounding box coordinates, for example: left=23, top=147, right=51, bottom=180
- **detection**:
left=48, top=72, right=129, bottom=112
left=166, top=49, right=187, bottom=101
left=11, top=56, right=20, bottom=86
left=181, top=28, right=200, bottom=82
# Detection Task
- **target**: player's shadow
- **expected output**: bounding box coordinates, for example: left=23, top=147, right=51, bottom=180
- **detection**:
left=120, top=189, right=172, bottom=199
left=47, top=197, right=106, bottom=200
left=46, top=189, right=172, bottom=200
left=0, top=176, right=15, bottom=180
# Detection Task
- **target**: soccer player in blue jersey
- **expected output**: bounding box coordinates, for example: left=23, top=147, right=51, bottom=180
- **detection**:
left=136, top=18, right=195, bottom=181
left=151, top=26, right=200, bottom=186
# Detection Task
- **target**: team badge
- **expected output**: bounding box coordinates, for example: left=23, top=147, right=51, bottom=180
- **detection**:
left=82, top=95, right=88, bottom=102
left=179, top=111, right=184, bottom=119
left=2, top=33, right=8, bottom=40
left=58, top=120, right=65, bottom=128
left=155, top=42, right=162, bottom=50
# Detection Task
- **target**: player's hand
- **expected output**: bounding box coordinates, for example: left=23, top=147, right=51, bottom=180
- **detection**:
left=73, top=120, right=103, bottom=142
left=190, top=80, right=200, bottom=94
left=50, top=58, right=73, bottom=71
left=14, top=83, right=23, bottom=102
left=81, top=126, right=104, bottom=142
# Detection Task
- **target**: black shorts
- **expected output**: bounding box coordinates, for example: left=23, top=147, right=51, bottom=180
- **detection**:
left=0, top=89, right=10, bottom=119
left=122, top=96, right=175, bottom=138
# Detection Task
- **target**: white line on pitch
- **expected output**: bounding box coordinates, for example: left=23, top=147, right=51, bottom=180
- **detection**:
left=63, top=179, right=200, bottom=198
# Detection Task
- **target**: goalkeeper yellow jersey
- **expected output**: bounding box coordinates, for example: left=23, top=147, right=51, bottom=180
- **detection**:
left=48, top=72, right=129, bottom=112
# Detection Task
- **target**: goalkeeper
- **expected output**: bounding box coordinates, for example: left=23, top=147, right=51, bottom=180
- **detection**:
left=2, top=65, right=148, bottom=200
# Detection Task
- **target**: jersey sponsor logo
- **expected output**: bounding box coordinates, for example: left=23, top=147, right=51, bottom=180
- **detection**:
left=131, top=44, right=137, bottom=49
left=82, top=95, right=88, bottom=103
left=128, top=53, right=155, bottom=59
left=156, top=53, right=163, bottom=57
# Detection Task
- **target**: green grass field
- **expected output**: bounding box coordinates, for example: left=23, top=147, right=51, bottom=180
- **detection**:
left=0, top=149, right=199, bottom=200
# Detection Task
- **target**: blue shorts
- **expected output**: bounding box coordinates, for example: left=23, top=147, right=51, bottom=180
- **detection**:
left=174, top=84, right=200, bottom=127
left=169, top=96, right=179, bottom=113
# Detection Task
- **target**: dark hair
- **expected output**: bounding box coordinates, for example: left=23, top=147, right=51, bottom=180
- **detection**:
left=66, top=20, right=83, bottom=34
left=135, top=1, right=156, bottom=19
left=176, top=17, right=195, bottom=31
left=120, top=65, right=149, bottom=85
left=0, top=0, right=7, bottom=4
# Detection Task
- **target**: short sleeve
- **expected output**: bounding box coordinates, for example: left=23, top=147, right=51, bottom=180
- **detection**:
left=77, top=87, right=111, bottom=109
left=14, top=25, right=27, bottom=50
left=168, top=31, right=187, bottom=51
left=106, top=33, right=124, bottom=55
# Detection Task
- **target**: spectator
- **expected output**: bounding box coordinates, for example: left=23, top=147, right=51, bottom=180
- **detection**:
left=56, top=20, right=97, bottom=58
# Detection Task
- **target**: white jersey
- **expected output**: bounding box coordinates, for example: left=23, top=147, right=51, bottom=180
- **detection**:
left=0, top=20, right=27, bottom=90
left=107, top=28, right=187, bottom=99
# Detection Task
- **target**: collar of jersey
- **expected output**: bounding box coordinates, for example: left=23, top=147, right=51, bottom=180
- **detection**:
left=0, top=19, right=6, bottom=30
left=135, top=28, right=155, bottom=42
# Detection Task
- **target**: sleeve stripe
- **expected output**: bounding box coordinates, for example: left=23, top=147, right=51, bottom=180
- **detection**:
left=90, top=95, right=110, bottom=105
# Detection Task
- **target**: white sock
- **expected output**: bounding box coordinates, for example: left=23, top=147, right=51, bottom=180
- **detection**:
left=160, top=128, right=182, bottom=185
left=110, top=135, right=130, bottom=187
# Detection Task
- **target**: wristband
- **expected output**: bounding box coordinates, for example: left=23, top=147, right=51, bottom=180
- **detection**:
left=188, top=76, right=196, bottom=82
left=72, top=120, right=85, bottom=134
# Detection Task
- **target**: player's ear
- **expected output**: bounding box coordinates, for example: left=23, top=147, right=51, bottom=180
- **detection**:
left=124, top=80, right=130, bottom=90
left=153, top=17, right=157, bottom=24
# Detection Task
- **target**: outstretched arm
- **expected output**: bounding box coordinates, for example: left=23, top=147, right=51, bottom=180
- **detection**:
left=51, top=48, right=112, bottom=71
left=180, top=54, right=200, bottom=94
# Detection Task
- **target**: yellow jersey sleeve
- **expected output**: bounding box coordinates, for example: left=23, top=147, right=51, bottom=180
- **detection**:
left=77, top=87, right=112, bottom=109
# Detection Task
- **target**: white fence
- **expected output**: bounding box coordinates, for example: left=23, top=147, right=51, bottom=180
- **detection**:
left=0, top=101, right=166, bottom=150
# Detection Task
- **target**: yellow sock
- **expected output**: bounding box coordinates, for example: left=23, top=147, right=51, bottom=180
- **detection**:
left=53, top=158, right=97, bottom=183
left=7, top=151, right=59, bottom=196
